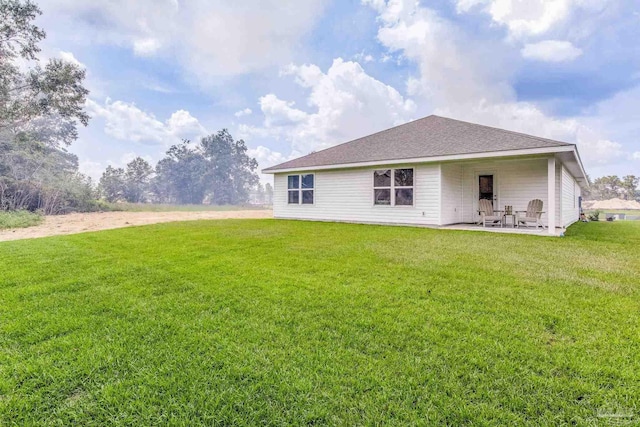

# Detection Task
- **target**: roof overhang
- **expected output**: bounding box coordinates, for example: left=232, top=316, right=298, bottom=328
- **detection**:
left=556, top=146, right=589, bottom=189
left=263, top=145, right=589, bottom=186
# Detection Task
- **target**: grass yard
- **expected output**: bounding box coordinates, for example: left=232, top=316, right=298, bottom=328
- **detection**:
left=0, top=210, right=43, bottom=230
left=0, top=220, right=638, bottom=425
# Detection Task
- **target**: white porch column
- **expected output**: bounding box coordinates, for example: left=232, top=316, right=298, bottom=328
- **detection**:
left=547, top=157, right=556, bottom=235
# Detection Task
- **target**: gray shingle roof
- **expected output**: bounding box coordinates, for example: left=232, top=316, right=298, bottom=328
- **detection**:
left=263, top=115, right=573, bottom=172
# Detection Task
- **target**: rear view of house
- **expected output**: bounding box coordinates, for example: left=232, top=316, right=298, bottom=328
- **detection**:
left=263, top=116, right=588, bottom=235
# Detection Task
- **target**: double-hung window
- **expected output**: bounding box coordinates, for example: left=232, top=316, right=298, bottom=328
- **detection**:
left=373, top=168, right=413, bottom=206
left=288, top=174, right=314, bottom=204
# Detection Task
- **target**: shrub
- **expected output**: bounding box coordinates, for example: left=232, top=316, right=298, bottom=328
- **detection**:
left=0, top=210, right=43, bottom=229
left=587, top=210, right=600, bottom=221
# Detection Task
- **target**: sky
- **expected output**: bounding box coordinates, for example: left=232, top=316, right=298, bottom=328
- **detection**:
left=33, top=0, right=640, bottom=184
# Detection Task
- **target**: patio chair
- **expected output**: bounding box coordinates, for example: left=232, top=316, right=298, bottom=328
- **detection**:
left=478, top=199, right=503, bottom=227
left=516, top=199, right=545, bottom=229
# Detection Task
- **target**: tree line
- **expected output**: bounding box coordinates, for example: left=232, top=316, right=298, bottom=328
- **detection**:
left=2, top=1, right=636, bottom=215
left=583, top=175, right=639, bottom=201
left=1, top=0, right=94, bottom=214
left=0, top=0, right=266, bottom=214
left=98, top=132, right=269, bottom=206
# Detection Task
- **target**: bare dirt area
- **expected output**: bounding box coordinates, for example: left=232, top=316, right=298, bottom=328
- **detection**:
left=0, top=210, right=273, bottom=242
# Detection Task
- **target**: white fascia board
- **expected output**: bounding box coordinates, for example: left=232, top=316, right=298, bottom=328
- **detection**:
left=262, top=146, right=575, bottom=174
left=571, top=147, right=589, bottom=188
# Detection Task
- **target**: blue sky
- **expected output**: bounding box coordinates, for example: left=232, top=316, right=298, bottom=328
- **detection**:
left=34, top=0, right=640, bottom=183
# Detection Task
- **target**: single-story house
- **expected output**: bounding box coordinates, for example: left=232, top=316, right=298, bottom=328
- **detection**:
left=262, top=115, right=588, bottom=235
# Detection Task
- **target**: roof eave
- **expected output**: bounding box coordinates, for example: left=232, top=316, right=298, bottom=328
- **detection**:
left=569, top=145, right=590, bottom=188
left=262, top=145, right=575, bottom=174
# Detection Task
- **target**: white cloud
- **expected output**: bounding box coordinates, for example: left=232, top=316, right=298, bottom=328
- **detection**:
left=364, top=0, right=629, bottom=170
left=581, top=84, right=640, bottom=166
left=248, top=145, right=288, bottom=167
left=234, top=108, right=253, bottom=118
left=487, top=0, right=573, bottom=38
left=632, top=152, right=640, bottom=160
left=280, top=63, right=324, bottom=88
left=133, top=38, right=162, bottom=56
left=38, top=0, right=329, bottom=81
left=365, top=0, right=513, bottom=106
left=248, top=58, right=416, bottom=156
left=259, top=94, right=308, bottom=127
left=86, top=98, right=206, bottom=146
left=456, top=0, right=575, bottom=38
left=456, top=0, right=611, bottom=41
left=521, top=40, right=582, bottom=62
left=248, top=145, right=289, bottom=184
left=354, top=51, right=375, bottom=63
left=58, top=50, right=85, bottom=68
left=166, top=110, right=207, bottom=140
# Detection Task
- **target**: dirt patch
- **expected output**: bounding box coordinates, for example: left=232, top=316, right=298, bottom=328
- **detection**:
left=0, top=210, right=273, bottom=242
left=583, top=198, right=640, bottom=210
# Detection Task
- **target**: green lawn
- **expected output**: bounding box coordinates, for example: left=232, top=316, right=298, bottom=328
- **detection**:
left=0, top=210, right=43, bottom=230
left=0, top=220, right=638, bottom=425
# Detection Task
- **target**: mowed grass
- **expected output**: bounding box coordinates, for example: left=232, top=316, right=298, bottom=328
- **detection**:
left=0, top=210, right=43, bottom=230
left=0, top=220, right=638, bottom=425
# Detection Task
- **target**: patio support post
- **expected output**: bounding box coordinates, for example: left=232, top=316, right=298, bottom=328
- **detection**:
left=547, top=157, right=556, bottom=235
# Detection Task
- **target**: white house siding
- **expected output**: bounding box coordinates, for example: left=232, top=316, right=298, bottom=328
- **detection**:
left=440, top=163, right=463, bottom=225
left=555, top=162, right=562, bottom=226
left=561, top=165, right=579, bottom=226
left=273, top=164, right=441, bottom=225
left=457, top=158, right=550, bottom=226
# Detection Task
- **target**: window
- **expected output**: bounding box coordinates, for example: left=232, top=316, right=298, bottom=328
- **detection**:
left=287, top=174, right=314, bottom=204
left=373, top=170, right=391, bottom=205
left=288, top=175, right=299, bottom=204
left=301, top=174, right=314, bottom=204
left=374, top=168, right=413, bottom=206
left=394, top=168, right=413, bottom=205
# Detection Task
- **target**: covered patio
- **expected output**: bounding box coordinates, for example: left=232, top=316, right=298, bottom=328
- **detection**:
left=439, top=153, right=586, bottom=236
left=440, top=222, right=565, bottom=236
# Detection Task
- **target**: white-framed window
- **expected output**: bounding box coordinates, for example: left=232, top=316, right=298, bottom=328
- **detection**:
left=374, top=168, right=414, bottom=206
left=288, top=174, right=314, bottom=204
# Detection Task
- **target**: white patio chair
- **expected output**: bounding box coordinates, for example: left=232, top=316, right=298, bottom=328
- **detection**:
left=516, top=199, right=545, bottom=229
left=478, top=199, right=503, bottom=227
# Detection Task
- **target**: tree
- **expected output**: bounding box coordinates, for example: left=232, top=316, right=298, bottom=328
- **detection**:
left=1, top=0, right=89, bottom=138
left=97, top=133, right=261, bottom=206
left=123, top=157, right=153, bottom=203
left=154, top=140, right=208, bottom=204
left=0, top=130, right=95, bottom=213
left=0, top=0, right=45, bottom=61
left=0, top=0, right=92, bottom=214
left=265, top=182, right=273, bottom=205
left=200, top=130, right=259, bottom=205
left=256, top=183, right=265, bottom=204
left=621, top=175, right=639, bottom=201
left=589, top=176, right=622, bottom=200
left=98, top=165, right=126, bottom=203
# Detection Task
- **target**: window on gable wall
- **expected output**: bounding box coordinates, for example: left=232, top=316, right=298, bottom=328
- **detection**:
left=288, top=174, right=314, bottom=204
left=373, top=170, right=391, bottom=205
left=374, top=168, right=413, bottom=206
